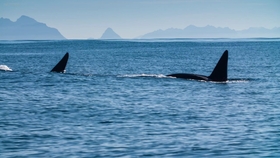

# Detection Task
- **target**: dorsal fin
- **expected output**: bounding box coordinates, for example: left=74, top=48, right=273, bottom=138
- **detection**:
left=50, top=52, right=69, bottom=73
left=208, top=50, right=228, bottom=81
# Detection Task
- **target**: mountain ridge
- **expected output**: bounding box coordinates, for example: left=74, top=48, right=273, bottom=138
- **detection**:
left=0, top=15, right=66, bottom=40
left=139, top=25, right=280, bottom=39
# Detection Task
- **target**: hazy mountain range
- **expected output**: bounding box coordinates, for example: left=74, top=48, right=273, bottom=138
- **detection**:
left=0, top=15, right=65, bottom=40
left=1, top=15, right=280, bottom=40
left=139, top=25, right=280, bottom=38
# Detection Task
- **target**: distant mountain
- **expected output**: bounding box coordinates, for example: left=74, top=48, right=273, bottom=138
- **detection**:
left=238, top=27, right=280, bottom=38
left=140, top=25, right=280, bottom=39
left=100, top=28, right=122, bottom=39
left=0, top=15, right=66, bottom=40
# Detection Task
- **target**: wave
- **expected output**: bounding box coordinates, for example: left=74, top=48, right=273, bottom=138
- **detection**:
left=0, top=65, right=12, bottom=71
left=118, top=74, right=251, bottom=83
left=118, top=74, right=168, bottom=78
left=0, top=40, right=54, bottom=44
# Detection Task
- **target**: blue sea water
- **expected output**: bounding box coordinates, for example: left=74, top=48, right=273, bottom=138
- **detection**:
left=1, top=39, right=280, bottom=157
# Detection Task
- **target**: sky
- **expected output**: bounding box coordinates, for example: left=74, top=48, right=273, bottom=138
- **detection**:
left=1, top=0, right=280, bottom=39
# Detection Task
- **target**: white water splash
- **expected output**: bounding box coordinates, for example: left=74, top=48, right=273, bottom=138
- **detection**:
left=0, top=65, right=12, bottom=71
left=119, top=74, right=168, bottom=78
left=226, top=79, right=250, bottom=83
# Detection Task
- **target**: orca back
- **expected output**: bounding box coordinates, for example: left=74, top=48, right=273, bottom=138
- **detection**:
left=50, top=52, right=69, bottom=73
left=208, top=50, right=228, bottom=81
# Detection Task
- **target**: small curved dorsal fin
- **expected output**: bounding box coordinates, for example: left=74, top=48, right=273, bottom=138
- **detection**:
left=50, top=52, right=69, bottom=73
left=208, top=50, right=228, bottom=81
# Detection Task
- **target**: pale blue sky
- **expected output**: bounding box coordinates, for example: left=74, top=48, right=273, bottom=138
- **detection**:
left=1, top=0, right=280, bottom=39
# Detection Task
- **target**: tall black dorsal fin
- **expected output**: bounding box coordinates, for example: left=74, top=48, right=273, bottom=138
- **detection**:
left=50, top=52, right=69, bottom=73
left=208, top=50, right=228, bottom=81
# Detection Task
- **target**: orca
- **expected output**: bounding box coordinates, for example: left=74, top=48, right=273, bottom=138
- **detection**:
left=50, top=52, right=69, bottom=73
left=167, top=50, right=228, bottom=82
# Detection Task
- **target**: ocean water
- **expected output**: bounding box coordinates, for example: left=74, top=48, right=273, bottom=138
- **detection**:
left=1, top=39, right=280, bottom=157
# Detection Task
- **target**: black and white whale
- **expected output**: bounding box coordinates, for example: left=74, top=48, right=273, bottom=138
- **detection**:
left=167, top=50, right=228, bottom=82
left=50, top=52, right=69, bottom=73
